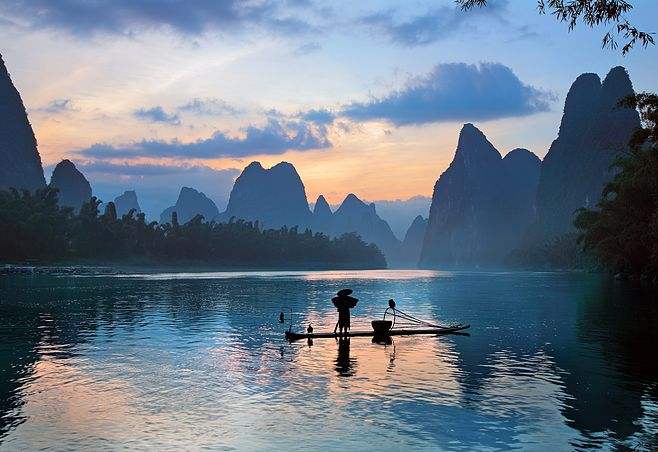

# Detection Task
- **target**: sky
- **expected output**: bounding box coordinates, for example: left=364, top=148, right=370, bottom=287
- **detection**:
left=1, top=0, right=657, bottom=220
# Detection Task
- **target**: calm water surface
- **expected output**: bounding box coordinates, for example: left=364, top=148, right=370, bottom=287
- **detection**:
left=0, top=270, right=656, bottom=450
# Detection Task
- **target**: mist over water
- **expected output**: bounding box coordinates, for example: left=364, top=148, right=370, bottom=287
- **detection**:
left=1, top=270, right=656, bottom=450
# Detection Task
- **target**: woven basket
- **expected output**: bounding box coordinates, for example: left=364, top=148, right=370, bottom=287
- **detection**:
left=371, top=320, right=393, bottom=334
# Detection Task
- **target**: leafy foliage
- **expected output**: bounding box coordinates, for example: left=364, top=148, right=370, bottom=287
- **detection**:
left=506, top=232, right=595, bottom=270
left=0, top=190, right=386, bottom=268
left=0, top=187, right=72, bottom=261
left=457, top=0, right=655, bottom=54
left=575, top=92, right=658, bottom=279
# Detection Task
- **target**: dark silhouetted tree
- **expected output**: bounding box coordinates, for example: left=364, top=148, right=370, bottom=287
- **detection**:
left=0, top=189, right=386, bottom=268
left=575, top=92, right=658, bottom=279
left=457, top=0, right=654, bottom=54
left=0, top=187, right=71, bottom=260
left=104, top=201, right=117, bottom=221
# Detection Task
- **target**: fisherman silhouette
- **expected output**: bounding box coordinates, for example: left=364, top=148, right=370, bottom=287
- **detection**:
left=332, top=289, right=358, bottom=336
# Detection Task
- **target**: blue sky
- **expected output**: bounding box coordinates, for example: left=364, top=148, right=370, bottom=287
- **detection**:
left=1, top=0, right=657, bottom=219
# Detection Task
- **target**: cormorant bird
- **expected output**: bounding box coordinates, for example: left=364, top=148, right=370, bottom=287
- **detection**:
left=388, top=299, right=396, bottom=309
left=307, top=324, right=314, bottom=334
left=279, top=312, right=285, bottom=323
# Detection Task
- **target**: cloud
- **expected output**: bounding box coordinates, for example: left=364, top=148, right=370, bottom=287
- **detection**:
left=359, top=1, right=508, bottom=46
left=294, top=41, right=321, bottom=55
left=78, top=118, right=331, bottom=159
left=178, top=98, right=242, bottom=116
left=36, top=98, right=76, bottom=114
left=341, top=62, right=553, bottom=126
left=134, top=106, right=181, bottom=125
left=76, top=161, right=240, bottom=220
left=298, top=108, right=335, bottom=125
left=76, top=161, right=237, bottom=177
left=505, top=25, right=541, bottom=43
left=0, top=0, right=315, bottom=37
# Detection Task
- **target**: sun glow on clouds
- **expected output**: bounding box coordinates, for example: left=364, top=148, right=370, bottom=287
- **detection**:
left=4, top=0, right=656, bottom=216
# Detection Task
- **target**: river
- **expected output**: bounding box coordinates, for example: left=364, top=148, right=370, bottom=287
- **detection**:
left=0, top=270, right=656, bottom=450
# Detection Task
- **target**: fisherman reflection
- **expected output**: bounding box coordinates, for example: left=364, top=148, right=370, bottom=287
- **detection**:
left=335, top=337, right=357, bottom=377
left=307, top=324, right=313, bottom=347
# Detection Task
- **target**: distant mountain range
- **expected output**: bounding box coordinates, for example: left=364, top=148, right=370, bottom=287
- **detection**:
left=0, top=53, right=642, bottom=269
left=213, top=162, right=406, bottom=263
left=312, top=193, right=402, bottom=262
left=114, top=190, right=141, bottom=217
left=161, top=187, right=220, bottom=224
left=363, top=196, right=431, bottom=240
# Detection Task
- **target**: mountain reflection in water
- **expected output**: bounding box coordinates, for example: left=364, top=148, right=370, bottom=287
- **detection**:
left=0, top=270, right=656, bottom=450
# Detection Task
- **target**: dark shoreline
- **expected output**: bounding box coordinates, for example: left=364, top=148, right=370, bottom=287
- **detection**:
left=1, top=261, right=388, bottom=275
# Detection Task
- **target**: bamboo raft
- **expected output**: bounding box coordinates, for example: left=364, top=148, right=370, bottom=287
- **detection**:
left=285, top=323, right=470, bottom=341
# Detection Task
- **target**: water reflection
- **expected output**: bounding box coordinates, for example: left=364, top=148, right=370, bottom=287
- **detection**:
left=0, top=271, right=656, bottom=450
left=553, top=279, right=658, bottom=448
left=334, top=338, right=356, bottom=377
left=110, top=269, right=445, bottom=281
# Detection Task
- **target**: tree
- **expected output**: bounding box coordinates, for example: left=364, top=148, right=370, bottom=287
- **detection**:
left=457, top=0, right=655, bottom=54
left=0, top=188, right=387, bottom=269
left=575, top=93, right=658, bottom=279
left=104, top=202, right=117, bottom=221
left=0, top=187, right=72, bottom=260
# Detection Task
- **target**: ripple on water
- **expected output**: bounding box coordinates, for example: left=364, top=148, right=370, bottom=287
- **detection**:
left=0, top=270, right=656, bottom=450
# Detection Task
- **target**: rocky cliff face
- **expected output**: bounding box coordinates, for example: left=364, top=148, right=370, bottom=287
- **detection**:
left=400, top=215, right=428, bottom=265
left=49, top=160, right=92, bottom=213
left=160, top=187, right=220, bottom=224
left=499, top=148, right=542, bottom=240
left=420, top=124, right=540, bottom=267
left=218, top=161, right=312, bottom=228
left=0, top=53, right=46, bottom=191
left=527, top=66, right=640, bottom=244
left=114, top=190, right=141, bottom=217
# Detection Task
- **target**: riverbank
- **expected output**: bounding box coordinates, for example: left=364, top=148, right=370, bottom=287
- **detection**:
left=1, top=260, right=388, bottom=276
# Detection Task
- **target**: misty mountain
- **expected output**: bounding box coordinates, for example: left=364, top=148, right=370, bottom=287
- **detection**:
left=368, top=196, right=431, bottom=240
left=85, top=165, right=238, bottom=222
left=49, top=160, right=92, bottom=213
left=312, top=195, right=333, bottom=224
left=525, top=66, right=641, bottom=245
left=160, top=187, right=220, bottom=224
left=322, top=193, right=401, bottom=262
left=114, top=190, right=141, bottom=217
left=400, top=215, right=428, bottom=265
left=0, top=53, right=46, bottom=191
left=218, top=161, right=312, bottom=228
left=214, top=160, right=412, bottom=264
left=420, top=123, right=540, bottom=267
